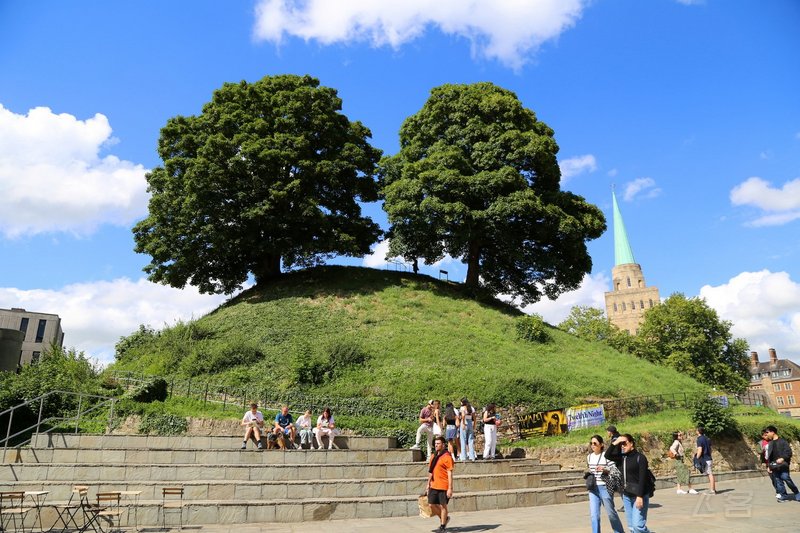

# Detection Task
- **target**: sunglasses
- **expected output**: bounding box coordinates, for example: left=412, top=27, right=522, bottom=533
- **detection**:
left=620, top=441, right=632, bottom=447
left=590, top=441, right=601, bottom=446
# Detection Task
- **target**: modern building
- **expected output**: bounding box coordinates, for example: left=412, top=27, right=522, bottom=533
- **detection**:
left=0, top=307, right=64, bottom=367
left=748, top=348, right=800, bottom=418
left=604, top=191, right=660, bottom=335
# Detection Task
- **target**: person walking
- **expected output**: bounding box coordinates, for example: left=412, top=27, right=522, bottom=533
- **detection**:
left=426, top=436, right=454, bottom=531
left=694, top=426, right=716, bottom=494
left=482, top=403, right=498, bottom=460
left=760, top=428, right=779, bottom=498
left=586, top=435, right=625, bottom=533
left=443, top=402, right=459, bottom=458
left=669, top=431, right=697, bottom=494
left=458, top=398, right=476, bottom=462
left=612, top=434, right=652, bottom=533
left=764, top=425, right=800, bottom=502
left=410, top=400, right=435, bottom=456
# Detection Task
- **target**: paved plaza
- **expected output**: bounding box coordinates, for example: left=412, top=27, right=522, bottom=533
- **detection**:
left=162, top=476, right=799, bottom=533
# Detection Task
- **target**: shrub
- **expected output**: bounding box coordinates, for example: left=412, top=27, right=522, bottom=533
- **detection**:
left=485, top=377, right=570, bottom=411
left=126, top=377, right=169, bottom=403
left=327, top=337, right=370, bottom=370
left=691, top=396, right=737, bottom=436
left=138, top=413, right=188, bottom=435
left=115, top=324, right=158, bottom=362
left=515, top=314, right=550, bottom=343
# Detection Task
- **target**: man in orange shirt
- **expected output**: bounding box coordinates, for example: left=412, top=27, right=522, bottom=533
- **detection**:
left=426, top=435, right=454, bottom=530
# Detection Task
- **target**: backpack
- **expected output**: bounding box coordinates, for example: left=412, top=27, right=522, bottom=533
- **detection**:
left=645, top=466, right=656, bottom=497
left=601, top=462, right=623, bottom=494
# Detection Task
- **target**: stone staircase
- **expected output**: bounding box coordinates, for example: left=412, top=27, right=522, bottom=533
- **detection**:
left=1, top=433, right=585, bottom=528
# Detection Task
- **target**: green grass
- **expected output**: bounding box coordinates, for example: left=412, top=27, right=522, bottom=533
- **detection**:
left=111, top=266, right=709, bottom=410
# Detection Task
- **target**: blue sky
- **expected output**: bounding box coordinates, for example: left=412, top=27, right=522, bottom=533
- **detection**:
left=1, top=0, right=799, bottom=366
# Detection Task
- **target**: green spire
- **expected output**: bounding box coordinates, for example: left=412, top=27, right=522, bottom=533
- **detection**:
left=612, top=190, right=636, bottom=265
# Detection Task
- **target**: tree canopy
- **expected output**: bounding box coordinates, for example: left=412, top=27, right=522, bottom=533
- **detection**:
left=560, top=295, right=751, bottom=393
left=133, top=74, right=382, bottom=294
left=636, top=293, right=751, bottom=393
left=381, top=82, right=605, bottom=304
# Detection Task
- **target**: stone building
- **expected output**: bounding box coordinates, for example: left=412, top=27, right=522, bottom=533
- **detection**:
left=0, top=307, right=64, bottom=367
left=604, top=191, right=660, bottom=334
left=748, top=348, right=800, bottom=418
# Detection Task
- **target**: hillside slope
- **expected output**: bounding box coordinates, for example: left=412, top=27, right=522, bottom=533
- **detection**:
left=112, top=266, right=708, bottom=409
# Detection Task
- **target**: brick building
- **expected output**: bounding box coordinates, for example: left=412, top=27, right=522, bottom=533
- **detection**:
left=748, top=348, right=800, bottom=418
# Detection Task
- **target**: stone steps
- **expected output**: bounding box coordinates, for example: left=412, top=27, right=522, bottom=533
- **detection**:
left=29, top=485, right=581, bottom=527
left=0, top=469, right=563, bottom=500
left=31, top=433, right=395, bottom=450
left=0, top=457, right=548, bottom=482
left=5, top=447, right=420, bottom=465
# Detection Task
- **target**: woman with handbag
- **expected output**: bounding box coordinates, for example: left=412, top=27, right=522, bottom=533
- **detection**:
left=669, top=431, right=697, bottom=494
left=587, top=435, right=625, bottom=533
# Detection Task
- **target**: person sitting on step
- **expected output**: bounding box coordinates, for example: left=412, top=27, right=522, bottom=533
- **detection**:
left=297, top=409, right=315, bottom=449
left=273, top=405, right=297, bottom=448
left=241, top=403, right=264, bottom=449
left=315, top=407, right=337, bottom=449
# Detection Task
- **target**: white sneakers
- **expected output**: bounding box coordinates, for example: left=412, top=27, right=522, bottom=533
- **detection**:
left=688, top=489, right=698, bottom=494
left=676, top=489, right=688, bottom=494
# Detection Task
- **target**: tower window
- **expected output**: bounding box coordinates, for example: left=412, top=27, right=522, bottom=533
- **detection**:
left=649, top=299, right=653, bottom=308
left=640, top=300, right=644, bottom=309
left=626, top=277, right=631, bottom=287
left=631, top=301, right=635, bottom=310
left=35, top=319, right=47, bottom=343
left=613, top=303, right=618, bottom=312
left=622, top=302, right=626, bottom=311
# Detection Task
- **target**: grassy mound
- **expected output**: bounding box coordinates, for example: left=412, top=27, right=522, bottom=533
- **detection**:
left=111, top=266, right=708, bottom=410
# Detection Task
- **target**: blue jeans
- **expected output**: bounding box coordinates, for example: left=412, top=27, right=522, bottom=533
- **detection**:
left=589, top=484, right=624, bottom=533
left=459, top=421, right=476, bottom=461
left=774, top=469, right=799, bottom=498
left=621, top=493, right=650, bottom=533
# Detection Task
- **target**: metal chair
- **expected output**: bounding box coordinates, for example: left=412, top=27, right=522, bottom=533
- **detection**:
left=161, top=487, right=184, bottom=530
left=0, top=491, right=33, bottom=533
left=80, top=492, right=123, bottom=533
left=52, top=485, right=89, bottom=532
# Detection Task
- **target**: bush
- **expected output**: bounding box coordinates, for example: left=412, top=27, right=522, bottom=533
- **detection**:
left=484, top=377, right=570, bottom=411
left=126, top=378, right=169, bottom=403
left=691, top=396, right=737, bottom=436
left=138, top=413, right=188, bottom=435
left=515, top=314, right=550, bottom=343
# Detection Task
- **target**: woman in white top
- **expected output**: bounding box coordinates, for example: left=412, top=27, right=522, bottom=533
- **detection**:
left=669, top=431, right=696, bottom=494
left=482, top=403, right=498, bottom=460
left=459, top=398, right=476, bottom=461
left=315, top=407, right=337, bottom=449
left=297, top=410, right=315, bottom=449
left=587, top=434, right=624, bottom=533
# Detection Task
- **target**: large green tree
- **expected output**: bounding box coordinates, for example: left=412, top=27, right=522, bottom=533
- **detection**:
left=636, top=294, right=750, bottom=393
left=381, top=82, right=605, bottom=303
left=558, top=305, right=636, bottom=353
left=134, top=74, right=382, bottom=294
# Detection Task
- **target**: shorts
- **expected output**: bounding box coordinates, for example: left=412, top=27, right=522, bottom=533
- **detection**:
left=280, top=426, right=292, bottom=435
left=703, top=459, right=713, bottom=475
left=445, top=425, right=458, bottom=440
left=428, top=488, right=450, bottom=506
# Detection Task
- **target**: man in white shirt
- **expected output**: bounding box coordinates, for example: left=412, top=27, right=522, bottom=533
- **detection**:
left=241, top=403, right=264, bottom=449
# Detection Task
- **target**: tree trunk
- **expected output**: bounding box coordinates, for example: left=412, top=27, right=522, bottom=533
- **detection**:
left=464, top=242, right=481, bottom=287
left=254, top=254, right=282, bottom=285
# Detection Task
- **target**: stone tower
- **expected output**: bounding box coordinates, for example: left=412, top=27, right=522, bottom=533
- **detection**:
left=604, top=191, right=660, bottom=334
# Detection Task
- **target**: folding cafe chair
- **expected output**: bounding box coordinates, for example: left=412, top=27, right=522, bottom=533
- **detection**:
left=52, top=485, right=89, bottom=532
left=0, top=491, right=33, bottom=533
left=161, top=487, right=184, bottom=530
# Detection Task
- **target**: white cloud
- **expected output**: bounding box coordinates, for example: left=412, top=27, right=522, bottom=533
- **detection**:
left=607, top=168, right=618, bottom=177
left=500, top=272, right=610, bottom=325
left=0, top=104, right=149, bottom=238
left=559, top=154, right=596, bottom=182
left=623, top=177, right=661, bottom=202
left=700, top=270, right=800, bottom=361
left=253, top=0, right=587, bottom=69
left=730, top=176, right=800, bottom=227
left=0, top=279, right=229, bottom=366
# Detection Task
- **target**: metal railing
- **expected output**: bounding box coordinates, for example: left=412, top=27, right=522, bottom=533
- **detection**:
left=1, top=390, right=117, bottom=461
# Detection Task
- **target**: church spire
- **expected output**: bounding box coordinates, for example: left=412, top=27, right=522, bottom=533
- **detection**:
left=612, top=190, right=636, bottom=266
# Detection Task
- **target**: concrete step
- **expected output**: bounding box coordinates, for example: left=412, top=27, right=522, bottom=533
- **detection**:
left=5, top=447, right=421, bottom=465
left=29, top=484, right=581, bottom=527
left=0, top=469, right=563, bottom=501
left=30, top=433, right=396, bottom=450
left=1, top=457, right=548, bottom=483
